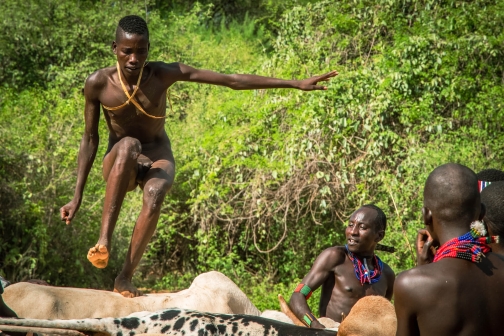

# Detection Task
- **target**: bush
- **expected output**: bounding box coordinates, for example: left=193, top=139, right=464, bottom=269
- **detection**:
left=1, top=1, right=503, bottom=311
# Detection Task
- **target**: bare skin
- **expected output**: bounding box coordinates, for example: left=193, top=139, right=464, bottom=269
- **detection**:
left=289, top=207, right=395, bottom=328
left=394, top=163, right=504, bottom=336
left=59, top=27, right=338, bottom=297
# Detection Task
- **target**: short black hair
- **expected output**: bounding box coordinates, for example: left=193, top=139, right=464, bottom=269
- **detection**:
left=424, top=163, right=480, bottom=225
left=476, top=168, right=504, bottom=182
left=361, top=204, right=387, bottom=232
left=117, top=15, right=149, bottom=39
left=481, top=181, right=504, bottom=238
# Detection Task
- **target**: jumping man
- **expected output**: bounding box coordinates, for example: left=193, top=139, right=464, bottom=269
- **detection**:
left=289, top=204, right=395, bottom=328
left=59, top=15, right=338, bottom=297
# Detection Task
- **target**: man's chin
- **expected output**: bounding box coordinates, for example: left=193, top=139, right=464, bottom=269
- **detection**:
left=347, top=244, right=374, bottom=256
left=346, top=243, right=360, bottom=253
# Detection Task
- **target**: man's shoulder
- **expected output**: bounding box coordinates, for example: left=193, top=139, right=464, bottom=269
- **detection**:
left=318, top=246, right=347, bottom=264
left=85, top=66, right=114, bottom=89
left=323, top=245, right=347, bottom=256
left=394, top=263, right=443, bottom=297
left=149, top=61, right=180, bottom=74
left=381, top=261, right=396, bottom=279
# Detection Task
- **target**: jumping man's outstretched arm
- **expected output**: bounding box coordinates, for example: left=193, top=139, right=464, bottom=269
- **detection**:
left=161, top=62, right=338, bottom=91
left=289, top=248, right=344, bottom=329
left=60, top=73, right=102, bottom=224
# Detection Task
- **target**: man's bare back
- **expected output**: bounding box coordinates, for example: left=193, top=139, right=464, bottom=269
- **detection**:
left=394, top=163, right=504, bottom=336
left=396, top=254, right=504, bottom=336
left=289, top=205, right=394, bottom=328
left=59, top=15, right=338, bottom=297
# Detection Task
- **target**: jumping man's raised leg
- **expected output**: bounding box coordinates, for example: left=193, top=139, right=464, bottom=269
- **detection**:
left=114, top=152, right=175, bottom=298
left=87, top=137, right=141, bottom=268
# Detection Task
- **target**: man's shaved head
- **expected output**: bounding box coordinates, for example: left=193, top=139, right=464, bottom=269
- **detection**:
left=424, top=163, right=480, bottom=225
left=481, top=181, right=504, bottom=238
left=116, top=15, right=149, bottom=41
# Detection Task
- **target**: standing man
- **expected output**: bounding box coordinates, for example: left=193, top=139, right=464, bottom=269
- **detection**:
left=289, top=204, right=395, bottom=328
left=394, top=163, right=504, bottom=336
left=59, top=15, right=338, bottom=297
left=480, top=181, right=504, bottom=256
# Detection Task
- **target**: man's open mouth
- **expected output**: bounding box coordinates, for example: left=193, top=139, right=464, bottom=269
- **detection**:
left=348, top=238, right=359, bottom=245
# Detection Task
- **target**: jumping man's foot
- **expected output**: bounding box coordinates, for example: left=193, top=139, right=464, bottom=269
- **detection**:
left=87, top=244, right=109, bottom=269
left=114, top=275, right=142, bottom=298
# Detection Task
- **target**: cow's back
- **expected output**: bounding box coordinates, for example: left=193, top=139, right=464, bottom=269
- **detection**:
left=4, top=282, right=143, bottom=319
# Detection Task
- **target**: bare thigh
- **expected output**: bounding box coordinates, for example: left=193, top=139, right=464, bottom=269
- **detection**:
left=102, top=138, right=140, bottom=192
left=101, top=139, right=175, bottom=192
left=138, top=146, right=176, bottom=190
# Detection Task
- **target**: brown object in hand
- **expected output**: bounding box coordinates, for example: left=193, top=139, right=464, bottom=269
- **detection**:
left=278, top=294, right=306, bottom=327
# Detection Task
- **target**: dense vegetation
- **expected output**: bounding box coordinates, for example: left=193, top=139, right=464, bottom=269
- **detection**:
left=1, top=0, right=503, bottom=312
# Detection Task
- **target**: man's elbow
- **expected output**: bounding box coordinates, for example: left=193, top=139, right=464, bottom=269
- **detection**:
left=82, top=133, right=99, bottom=148
left=226, top=74, right=243, bottom=90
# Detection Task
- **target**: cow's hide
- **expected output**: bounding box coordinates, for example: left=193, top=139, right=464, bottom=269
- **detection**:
left=3, top=272, right=260, bottom=319
left=0, top=308, right=337, bottom=336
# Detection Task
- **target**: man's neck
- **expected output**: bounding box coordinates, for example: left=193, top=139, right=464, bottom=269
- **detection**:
left=435, top=222, right=473, bottom=246
left=491, top=242, right=504, bottom=255
left=121, top=71, right=141, bottom=87
left=352, top=250, right=375, bottom=261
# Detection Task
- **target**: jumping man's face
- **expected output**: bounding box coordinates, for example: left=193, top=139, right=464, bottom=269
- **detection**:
left=113, top=32, right=149, bottom=75
left=345, top=207, right=383, bottom=255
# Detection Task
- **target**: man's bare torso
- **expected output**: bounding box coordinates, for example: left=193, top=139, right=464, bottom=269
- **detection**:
left=319, top=246, right=392, bottom=322
left=91, top=62, right=174, bottom=151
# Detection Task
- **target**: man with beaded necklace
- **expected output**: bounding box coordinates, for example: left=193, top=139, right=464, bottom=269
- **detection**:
left=58, top=15, right=338, bottom=297
left=395, top=163, right=504, bottom=336
left=289, top=204, right=395, bottom=328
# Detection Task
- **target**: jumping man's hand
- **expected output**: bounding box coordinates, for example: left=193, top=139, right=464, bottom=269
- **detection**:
left=416, top=229, right=437, bottom=266
left=60, top=199, right=81, bottom=225
left=298, top=70, right=338, bottom=91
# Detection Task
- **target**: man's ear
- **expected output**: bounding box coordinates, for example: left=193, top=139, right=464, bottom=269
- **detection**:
left=422, top=206, right=433, bottom=228
left=479, top=202, right=486, bottom=221
left=112, top=41, right=117, bottom=55
left=375, top=230, right=385, bottom=243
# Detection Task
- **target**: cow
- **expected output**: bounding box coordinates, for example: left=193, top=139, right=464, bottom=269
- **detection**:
left=3, top=272, right=260, bottom=319
left=0, top=308, right=338, bottom=336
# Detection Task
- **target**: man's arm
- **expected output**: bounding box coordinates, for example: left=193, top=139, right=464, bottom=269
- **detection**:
left=60, top=73, right=102, bottom=224
left=393, top=271, right=421, bottom=336
left=384, top=264, right=396, bottom=300
left=289, top=247, right=344, bottom=329
left=161, top=62, right=338, bottom=91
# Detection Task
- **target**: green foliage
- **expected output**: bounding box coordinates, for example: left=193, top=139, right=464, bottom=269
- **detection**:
left=1, top=0, right=503, bottom=313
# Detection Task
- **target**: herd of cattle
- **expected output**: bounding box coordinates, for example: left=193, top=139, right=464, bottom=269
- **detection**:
left=0, top=272, right=396, bottom=335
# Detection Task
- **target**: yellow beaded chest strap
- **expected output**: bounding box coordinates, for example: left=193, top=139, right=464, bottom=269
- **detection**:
left=102, top=62, right=166, bottom=119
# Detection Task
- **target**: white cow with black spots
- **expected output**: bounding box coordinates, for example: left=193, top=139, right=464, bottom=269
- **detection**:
left=0, top=308, right=337, bottom=336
